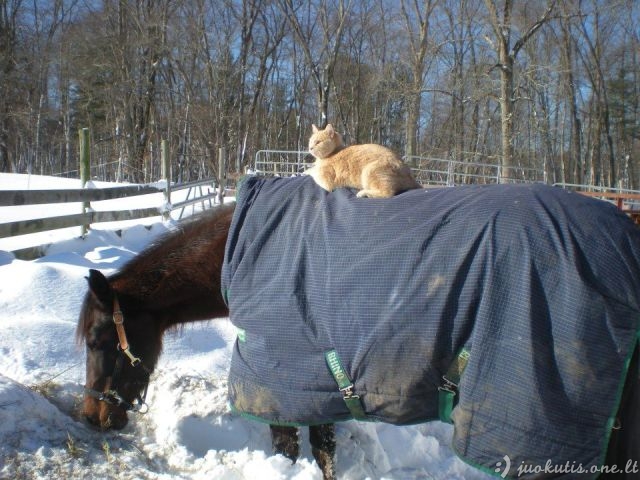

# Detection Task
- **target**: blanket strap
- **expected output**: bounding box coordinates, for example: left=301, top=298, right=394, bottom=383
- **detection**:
left=438, top=347, right=471, bottom=424
left=325, top=349, right=367, bottom=420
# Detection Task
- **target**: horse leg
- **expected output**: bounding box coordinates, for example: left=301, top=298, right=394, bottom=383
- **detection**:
left=601, top=345, right=639, bottom=479
left=270, top=425, right=299, bottom=462
left=309, top=423, right=336, bottom=480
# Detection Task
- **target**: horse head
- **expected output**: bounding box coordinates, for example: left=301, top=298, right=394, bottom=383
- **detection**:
left=76, top=205, right=233, bottom=430
left=77, top=269, right=160, bottom=430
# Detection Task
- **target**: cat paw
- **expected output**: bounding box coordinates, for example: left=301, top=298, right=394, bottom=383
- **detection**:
left=357, top=190, right=392, bottom=198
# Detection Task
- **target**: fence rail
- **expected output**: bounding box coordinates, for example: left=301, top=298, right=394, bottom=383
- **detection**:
left=554, top=183, right=640, bottom=224
left=5, top=149, right=638, bottom=260
left=0, top=184, right=163, bottom=206
left=253, top=150, right=314, bottom=176
left=403, top=156, right=546, bottom=185
left=0, top=178, right=222, bottom=241
left=252, top=150, right=546, bottom=186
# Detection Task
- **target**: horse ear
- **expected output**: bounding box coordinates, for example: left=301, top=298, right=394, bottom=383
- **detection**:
left=312, top=124, right=319, bottom=133
left=86, top=269, right=113, bottom=307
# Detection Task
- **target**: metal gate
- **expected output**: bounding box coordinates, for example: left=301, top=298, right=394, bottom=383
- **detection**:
left=253, top=150, right=546, bottom=186
left=253, top=150, right=313, bottom=177
left=405, top=156, right=546, bottom=186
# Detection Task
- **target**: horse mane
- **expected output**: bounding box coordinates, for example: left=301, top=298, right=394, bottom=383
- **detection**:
left=77, top=203, right=235, bottom=342
left=110, top=204, right=235, bottom=299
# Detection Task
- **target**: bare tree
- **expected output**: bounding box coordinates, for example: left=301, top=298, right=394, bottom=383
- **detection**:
left=230, top=0, right=287, bottom=171
left=399, top=0, right=439, bottom=159
left=483, top=0, right=556, bottom=177
left=439, top=0, right=485, bottom=163
left=575, top=0, right=617, bottom=187
left=0, top=0, right=637, bottom=188
left=277, top=0, right=353, bottom=127
left=0, top=0, right=22, bottom=172
left=330, top=2, right=384, bottom=143
left=558, top=2, right=583, bottom=185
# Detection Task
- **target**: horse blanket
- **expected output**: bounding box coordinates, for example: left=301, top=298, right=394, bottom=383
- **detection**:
left=221, top=175, right=640, bottom=478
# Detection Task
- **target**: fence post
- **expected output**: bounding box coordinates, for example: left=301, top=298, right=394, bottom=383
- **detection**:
left=447, top=159, right=454, bottom=187
left=79, top=128, right=90, bottom=235
left=161, top=139, right=171, bottom=221
left=218, top=147, right=226, bottom=204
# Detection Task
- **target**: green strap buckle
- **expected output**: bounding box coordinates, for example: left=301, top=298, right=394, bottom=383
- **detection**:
left=438, top=347, right=471, bottom=424
left=439, top=388, right=456, bottom=423
left=325, top=349, right=367, bottom=420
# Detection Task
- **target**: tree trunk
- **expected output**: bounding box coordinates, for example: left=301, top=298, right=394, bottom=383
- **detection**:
left=484, top=0, right=556, bottom=180
left=400, top=0, right=436, bottom=160
left=405, top=88, right=420, bottom=159
left=278, top=0, right=352, bottom=130
left=560, top=14, right=582, bottom=185
left=498, top=54, right=515, bottom=178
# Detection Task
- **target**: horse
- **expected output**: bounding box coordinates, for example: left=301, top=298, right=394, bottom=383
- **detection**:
left=76, top=204, right=336, bottom=476
left=77, top=178, right=640, bottom=480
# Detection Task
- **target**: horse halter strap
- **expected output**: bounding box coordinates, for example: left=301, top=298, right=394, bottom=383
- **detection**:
left=83, top=294, right=150, bottom=413
left=112, top=295, right=142, bottom=367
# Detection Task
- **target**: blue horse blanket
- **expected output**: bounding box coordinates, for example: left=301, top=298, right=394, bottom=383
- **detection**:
left=222, top=176, right=640, bottom=477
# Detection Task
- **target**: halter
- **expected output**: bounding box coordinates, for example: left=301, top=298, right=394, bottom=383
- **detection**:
left=84, top=295, right=151, bottom=413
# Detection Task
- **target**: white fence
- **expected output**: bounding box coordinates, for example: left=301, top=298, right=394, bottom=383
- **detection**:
left=253, top=150, right=546, bottom=186
left=0, top=178, right=226, bottom=259
left=253, top=150, right=314, bottom=176
left=405, top=156, right=546, bottom=186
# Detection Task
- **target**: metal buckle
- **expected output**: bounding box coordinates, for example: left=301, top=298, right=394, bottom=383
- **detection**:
left=105, top=390, right=125, bottom=406
left=439, top=375, right=458, bottom=394
left=84, top=386, right=149, bottom=413
left=118, top=344, right=142, bottom=367
left=132, top=393, right=149, bottom=414
left=340, top=384, right=360, bottom=400
left=112, top=310, right=124, bottom=325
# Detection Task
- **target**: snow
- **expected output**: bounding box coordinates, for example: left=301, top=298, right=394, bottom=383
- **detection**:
left=0, top=173, right=492, bottom=479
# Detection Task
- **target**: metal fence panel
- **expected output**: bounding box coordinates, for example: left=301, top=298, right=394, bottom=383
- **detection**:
left=253, top=150, right=546, bottom=186
left=253, top=150, right=314, bottom=177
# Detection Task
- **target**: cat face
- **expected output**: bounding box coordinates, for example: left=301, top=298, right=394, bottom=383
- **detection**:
left=309, top=124, right=343, bottom=159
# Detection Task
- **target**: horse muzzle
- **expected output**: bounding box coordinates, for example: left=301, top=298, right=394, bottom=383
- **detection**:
left=82, top=381, right=148, bottom=430
left=82, top=392, right=130, bottom=430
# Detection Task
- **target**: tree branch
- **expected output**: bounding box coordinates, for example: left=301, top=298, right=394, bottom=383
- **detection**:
left=511, top=0, right=557, bottom=58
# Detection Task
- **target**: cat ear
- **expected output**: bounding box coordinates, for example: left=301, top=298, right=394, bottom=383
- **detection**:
left=326, top=124, right=334, bottom=136
left=312, top=124, right=319, bottom=133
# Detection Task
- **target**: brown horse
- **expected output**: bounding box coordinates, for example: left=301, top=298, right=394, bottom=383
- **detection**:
left=76, top=204, right=336, bottom=478
left=77, top=202, right=639, bottom=480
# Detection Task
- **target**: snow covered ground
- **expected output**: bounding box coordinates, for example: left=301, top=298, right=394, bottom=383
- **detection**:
left=0, top=173, right=492, bottom=479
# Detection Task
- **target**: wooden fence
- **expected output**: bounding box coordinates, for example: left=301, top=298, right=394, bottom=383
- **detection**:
left=0, top=131, right=231, bottom=258
left=0, top=178, right=225, bottom=242
left=0, top=178, right=229, bottom=263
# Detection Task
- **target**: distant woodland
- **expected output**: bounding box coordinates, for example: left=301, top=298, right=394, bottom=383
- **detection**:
left=0, top=0, right=638, bottom=187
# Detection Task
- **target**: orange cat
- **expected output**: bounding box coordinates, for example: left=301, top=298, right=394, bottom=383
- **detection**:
left=306, top=124, right=421, bottom=198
